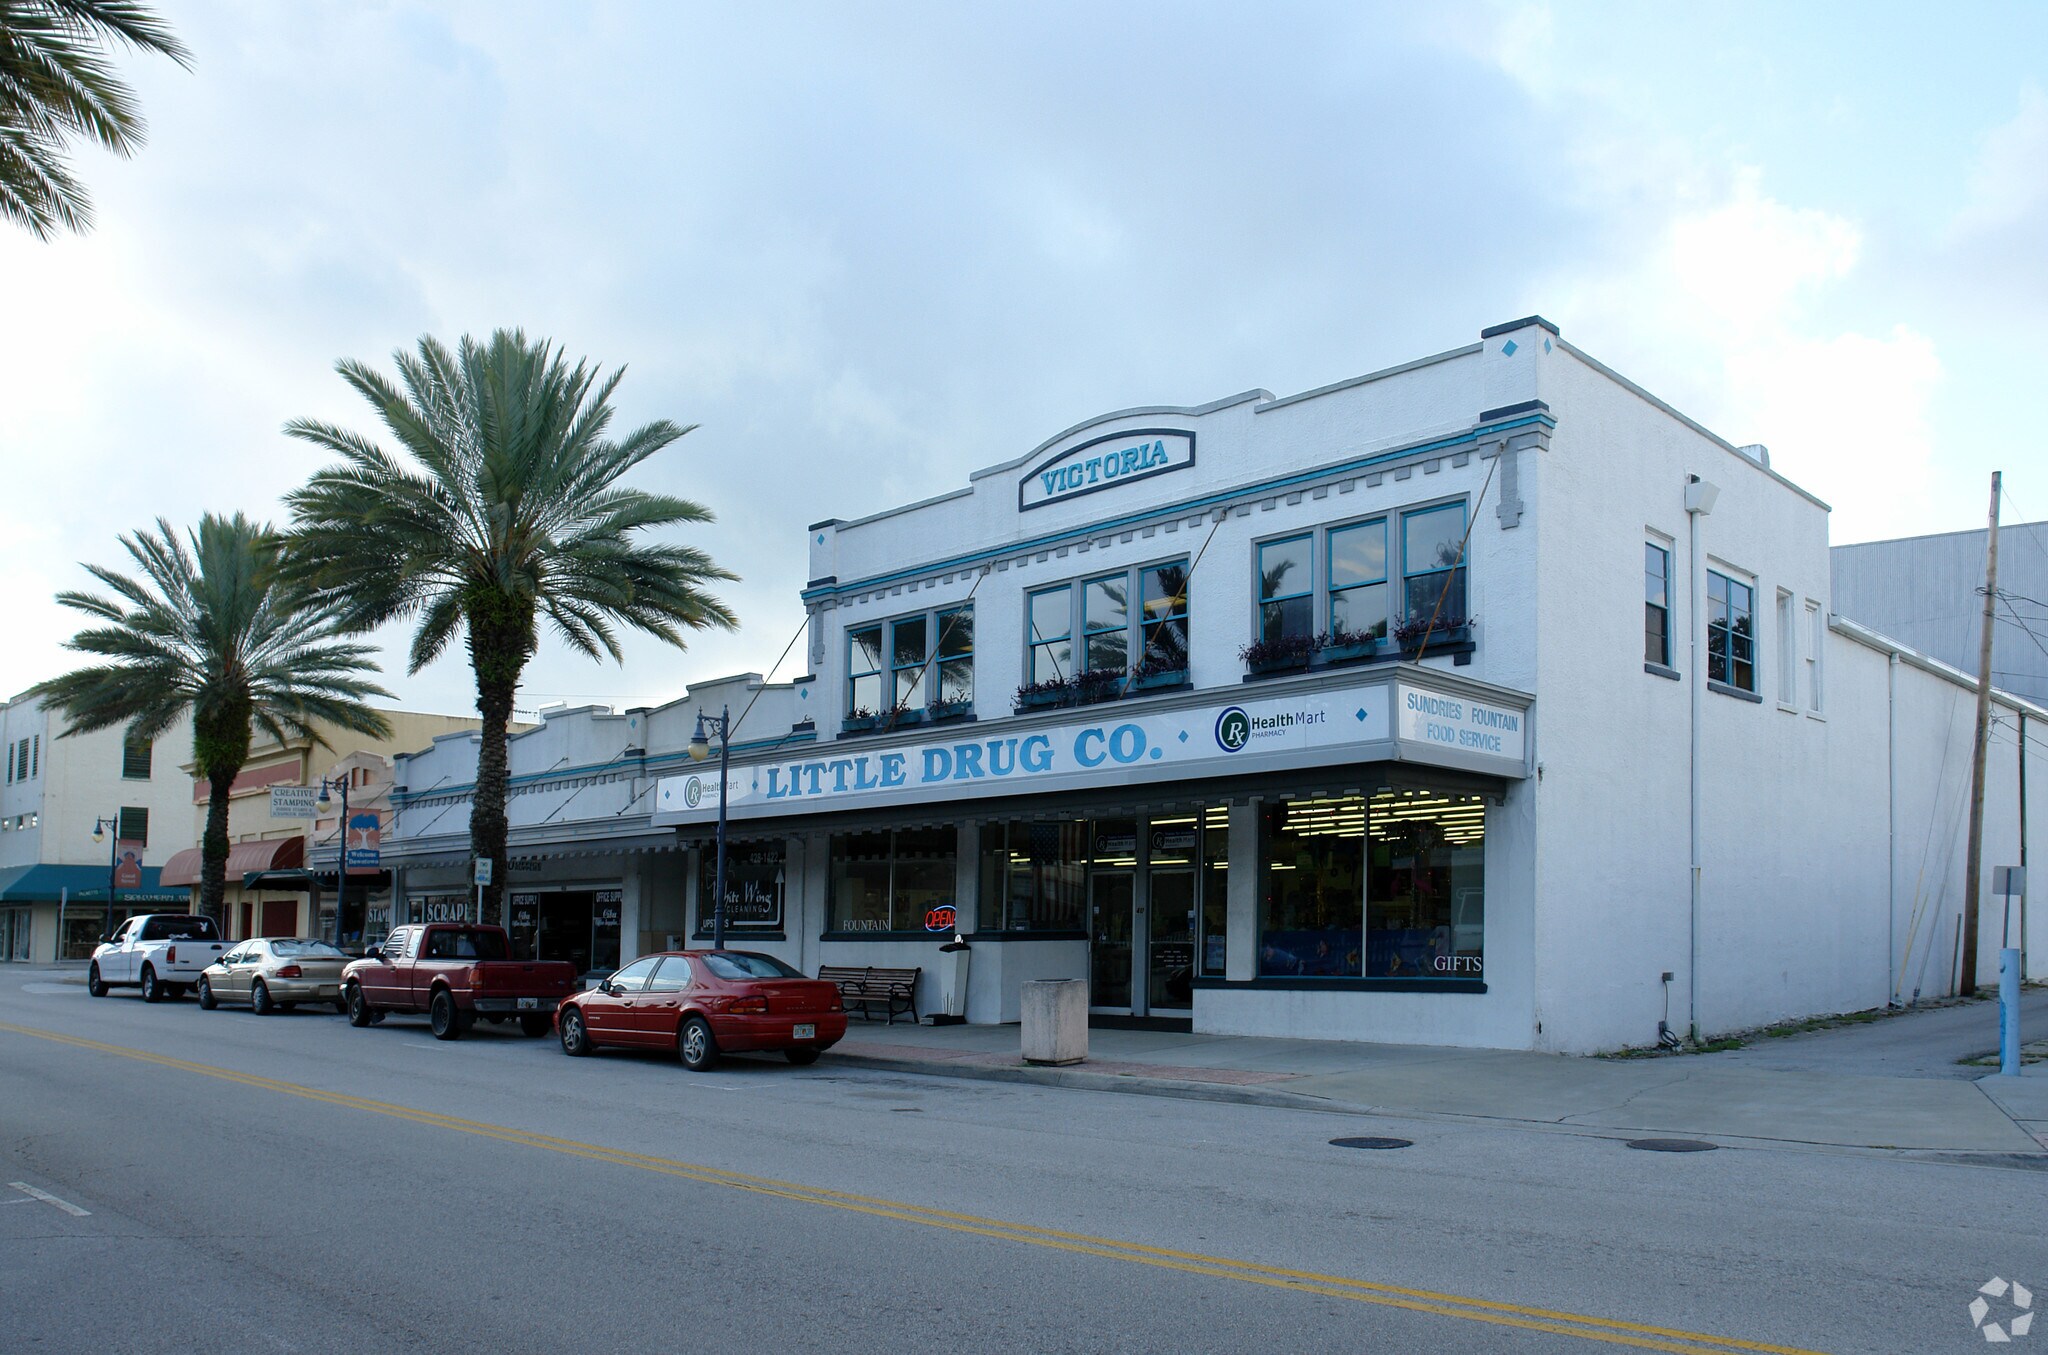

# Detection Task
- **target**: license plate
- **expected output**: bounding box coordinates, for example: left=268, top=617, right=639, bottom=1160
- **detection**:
left=517, top=997, right=539, bottom=1010
left=792, top=1023, right=815, bottom=1040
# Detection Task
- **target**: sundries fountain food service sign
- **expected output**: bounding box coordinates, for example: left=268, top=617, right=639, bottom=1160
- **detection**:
left=655, top=680, right=1526, bottom=825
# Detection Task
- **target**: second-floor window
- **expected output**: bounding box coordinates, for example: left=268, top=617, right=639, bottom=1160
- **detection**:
left=1251, top=499, right=1471, bottom=650
left=122, top=735, right=152, bottom=780
left=1645, top=543, right=1671, bottom=667
left=847, top=604, right=974, bottom=716
left=118, top=806, right=149, bottom=846
left=1030, top=558, right=1191, bottom=681
left=1707, top=569, right=1755, bottom=692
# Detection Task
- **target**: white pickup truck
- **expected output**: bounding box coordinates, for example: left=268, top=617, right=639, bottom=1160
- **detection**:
left=88, top=914, right=227, bottom=1003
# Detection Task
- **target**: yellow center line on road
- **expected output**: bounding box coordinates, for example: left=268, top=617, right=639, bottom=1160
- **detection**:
left=1, top=1021, right=1830, bottom=1355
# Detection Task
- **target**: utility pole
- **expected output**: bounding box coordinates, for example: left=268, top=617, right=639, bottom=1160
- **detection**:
left=1960, top=471, right=2001, bottom=996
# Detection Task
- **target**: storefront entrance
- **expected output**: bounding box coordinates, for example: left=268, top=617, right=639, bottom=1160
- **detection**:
left=1085, top=816, right=1207, bottom=1016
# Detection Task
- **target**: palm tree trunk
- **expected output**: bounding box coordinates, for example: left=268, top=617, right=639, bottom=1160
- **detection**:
left=199, top=768, right=233, bottom=921
left=192, top=701, right=250, bottom=924
left=466, top=590, right=534, bottom=919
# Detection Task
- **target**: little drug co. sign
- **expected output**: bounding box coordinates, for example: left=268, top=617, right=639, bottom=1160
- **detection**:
left=1020, top=429, right=1195, bottom=510
left=653, top=677, right=1526, bottom=828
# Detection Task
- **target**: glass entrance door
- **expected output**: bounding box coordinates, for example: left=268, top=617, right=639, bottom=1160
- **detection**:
left=1088, top=871, right=1134, bottom=1010
left=1148, top=868, right=1196, bottom=1010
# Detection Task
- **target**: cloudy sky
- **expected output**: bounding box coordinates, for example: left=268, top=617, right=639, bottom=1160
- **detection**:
left=3, top=1, right=2044, bottom=719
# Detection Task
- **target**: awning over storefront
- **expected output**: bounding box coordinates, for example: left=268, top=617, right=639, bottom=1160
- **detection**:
left=0, top=862, right=189, bottom=905
left=163, top=837, right=305, bottom=887
left=653, top=664, right=1532, bottom=830
left=159, top=848, right=203, bottom=887
left=242, top=866, right=393, bottom=892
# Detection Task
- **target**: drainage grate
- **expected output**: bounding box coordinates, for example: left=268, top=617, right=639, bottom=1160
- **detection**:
left=1626, top=1138, right=1718, bottom=1153
left=1329, top=1136, right=1413, bottom=1150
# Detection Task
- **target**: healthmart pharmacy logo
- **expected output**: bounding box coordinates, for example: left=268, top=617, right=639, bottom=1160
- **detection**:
left=1215, top=703, right=1329, bottom=753
left=1214, top=707, right=1250, bottom=752
left=682, top=776, right=704, bottom=809
left=1971, top=1277, right=2034, bottom=1342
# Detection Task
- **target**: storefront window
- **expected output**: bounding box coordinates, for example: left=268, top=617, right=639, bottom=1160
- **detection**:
left=976, top=820, right=1086, bottom=932
left=828, top=828, right=958, bottom=933
left=1366, top=791, right=1484, bottom=978
left=1258, top=796, right=1364, bottom=976
left=695, top=837, right=786, bottom=936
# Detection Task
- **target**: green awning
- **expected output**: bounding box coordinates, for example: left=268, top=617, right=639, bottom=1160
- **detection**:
left=0, top=862, right=189, bottom=905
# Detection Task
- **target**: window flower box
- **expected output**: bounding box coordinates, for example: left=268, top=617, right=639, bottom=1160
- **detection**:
left=840, top=708, right=879, bottom=735
left=1239, top=635, right=1317, bottom=677
left=1014, top=682, right=1070, bottom=713
left=1394, top=616, right=1475, bottom=656
left=1317, top=632, right=1380, bottom=666
left=1130, top=667, right=1189, bottom=693
left=929, top=700, right=974, bottom=723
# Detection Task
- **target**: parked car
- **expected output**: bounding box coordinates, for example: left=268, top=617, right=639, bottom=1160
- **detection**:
left=87, top=914, right=227, bottom=1003
left=196, top=938, right=350, bottom=1015
left=556, top=950, right=849, bottom=1070
left=339, top=923, right=578, bottom=1040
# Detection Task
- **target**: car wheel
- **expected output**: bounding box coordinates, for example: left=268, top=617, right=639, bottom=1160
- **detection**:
left=197, top=976, right=218, bottom=1010
left=519, top=1014, right=551, bottom=1038
left=429, top=989, right=467, bottom=1041
left=87, top=963, right=107, bottom=998
left=140, top=965, right=163, bottom=1003
left=250, top=979, right=274, bottom=1016
left=558, top=1007, right=592, bottom=1056
left=678, top=1016, right=718, bottom=1071
left=785, top=1047, right=821, bottom=1066
left=345, top=983, right=375, bottom=1028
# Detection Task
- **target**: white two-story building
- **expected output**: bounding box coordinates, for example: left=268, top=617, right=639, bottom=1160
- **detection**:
left=636, top=315, right=2041, bottom=1053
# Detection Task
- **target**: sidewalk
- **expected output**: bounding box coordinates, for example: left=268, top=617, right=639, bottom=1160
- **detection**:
left=833, top=1004, right=2048, bottom=1155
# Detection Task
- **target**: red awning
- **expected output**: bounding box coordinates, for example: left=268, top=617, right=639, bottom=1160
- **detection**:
left=228, top=837, right=304, bottom=877
left=159, top=848, right=203, bottom=887
left=161, top=837, right=304, bottom=887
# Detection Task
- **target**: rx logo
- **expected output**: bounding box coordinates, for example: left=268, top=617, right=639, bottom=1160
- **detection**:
left=1971, top=1277, right=2034, bottom=1343
left=1215, top=706, right=1251, bottom=752
left=682, top=776, right=703, bottom=809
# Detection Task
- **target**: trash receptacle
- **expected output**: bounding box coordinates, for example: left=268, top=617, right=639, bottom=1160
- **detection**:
left=1021, top=978, right=1087, bottom=1065
left=933, top=933, right=971, bottom=1025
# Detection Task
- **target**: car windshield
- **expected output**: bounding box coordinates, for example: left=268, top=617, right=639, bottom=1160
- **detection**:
left=138, top=916, right=220, bottom=941
left=702, top=951, right=803, bottom=981
left=269, top=940, right=345, bottom=958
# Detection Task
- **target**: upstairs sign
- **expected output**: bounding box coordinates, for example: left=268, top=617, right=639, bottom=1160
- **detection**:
left=1020, top=428, right=1195, bottom=510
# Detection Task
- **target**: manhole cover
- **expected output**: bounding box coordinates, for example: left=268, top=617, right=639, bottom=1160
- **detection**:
left=1329, top=1136, right=1413, bottom=1150
left=1626, top=1138, right=1718, bottom=1153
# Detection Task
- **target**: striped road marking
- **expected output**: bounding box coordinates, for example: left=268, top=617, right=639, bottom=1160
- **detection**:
left=9, top=1181, right=91, bottom=1216
left=0, top=1021, right=1828, bottom=1355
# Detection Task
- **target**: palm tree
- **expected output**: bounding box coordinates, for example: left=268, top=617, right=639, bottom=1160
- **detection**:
left=282, top=329, right=738, bottom=916
left=0, top=0, right=191, bottom=239
left=27, top=513, right=393, bottom=918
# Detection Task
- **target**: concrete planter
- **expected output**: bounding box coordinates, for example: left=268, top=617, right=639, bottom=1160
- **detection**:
left=1021, top=978, right=1088, bottom=1065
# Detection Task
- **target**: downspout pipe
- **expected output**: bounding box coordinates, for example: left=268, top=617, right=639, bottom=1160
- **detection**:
left=1684, top=475, right=1719, bottom=1042
left=1889, top=650, right=1899, bottom=1005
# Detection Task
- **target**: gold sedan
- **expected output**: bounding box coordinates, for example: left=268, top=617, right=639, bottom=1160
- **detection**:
left=197, top=938, right=352, bottom=1015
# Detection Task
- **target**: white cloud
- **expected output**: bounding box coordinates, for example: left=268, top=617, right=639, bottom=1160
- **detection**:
left=1951, top=85, right=2048, bottom=237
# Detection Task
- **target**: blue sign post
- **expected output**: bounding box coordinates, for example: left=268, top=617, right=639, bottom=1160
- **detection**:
left=2000, top=947, right=2022, bottom=1078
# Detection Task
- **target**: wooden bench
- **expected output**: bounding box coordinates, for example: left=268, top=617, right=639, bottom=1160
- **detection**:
left=818, top=965, right=921, bottom=1025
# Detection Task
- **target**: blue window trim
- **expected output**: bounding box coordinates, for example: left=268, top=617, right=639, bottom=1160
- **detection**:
left=1401, top=500, right=1469, bottom=619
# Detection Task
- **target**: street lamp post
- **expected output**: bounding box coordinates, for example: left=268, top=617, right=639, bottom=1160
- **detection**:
left=687, top=705, right=731, bottom=951
left=315, top=774, right=350, bottom=950
left=89, top=815, right=120, bottom=940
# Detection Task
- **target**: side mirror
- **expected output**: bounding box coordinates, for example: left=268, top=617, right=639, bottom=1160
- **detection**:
left=363, top=946, right=383, bottom=960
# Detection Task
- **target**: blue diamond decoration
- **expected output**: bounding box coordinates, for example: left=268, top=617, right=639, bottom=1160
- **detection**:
left=1355, top=708, right=1368, bottom=722
left=1543, top=337, right=1552, bottom=353
left=1502, top=339, right=1518, bottom=356
left=1177, top=730, right=1189, bottom=743
left=815, top=533, right=824, bottom=544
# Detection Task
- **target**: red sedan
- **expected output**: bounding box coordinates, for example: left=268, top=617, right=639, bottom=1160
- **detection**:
left=555, top=950, right=849, bottom=1070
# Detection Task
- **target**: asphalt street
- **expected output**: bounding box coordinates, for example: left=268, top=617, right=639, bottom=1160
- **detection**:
left=1, top=970, right=2042, bottom=1354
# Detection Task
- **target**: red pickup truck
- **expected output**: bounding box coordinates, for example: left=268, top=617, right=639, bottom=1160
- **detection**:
left=340, top=923, right=578, bottom=1040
